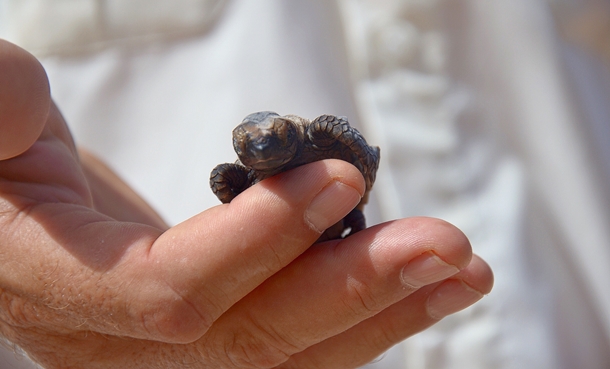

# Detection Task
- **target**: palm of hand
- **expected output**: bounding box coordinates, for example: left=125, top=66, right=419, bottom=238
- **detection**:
left=0, top=102, right=179, bottom=365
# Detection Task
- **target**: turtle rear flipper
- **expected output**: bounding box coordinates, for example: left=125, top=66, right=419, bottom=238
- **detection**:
left=344, top=208, right=366, bottom=236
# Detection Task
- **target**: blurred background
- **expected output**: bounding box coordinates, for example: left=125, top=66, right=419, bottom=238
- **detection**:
left=1, top=0, right=609, bottom=368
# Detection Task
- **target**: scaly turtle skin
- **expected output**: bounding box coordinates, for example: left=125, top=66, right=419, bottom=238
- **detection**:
left=210, top=111, right=380, bottom=241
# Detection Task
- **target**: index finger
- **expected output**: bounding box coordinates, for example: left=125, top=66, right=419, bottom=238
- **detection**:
left=140, top=159, right=366, bottom=342
left=0, top=39, right=50, bottom=160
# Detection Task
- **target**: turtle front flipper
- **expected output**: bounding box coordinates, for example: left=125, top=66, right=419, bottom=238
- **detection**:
left=210, top=163, right=254, bottom=203
left=307, top=115, right=380, bottom=191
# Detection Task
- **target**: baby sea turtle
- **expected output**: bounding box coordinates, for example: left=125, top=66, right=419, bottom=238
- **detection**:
left=210, top=111, right=380, bottom=241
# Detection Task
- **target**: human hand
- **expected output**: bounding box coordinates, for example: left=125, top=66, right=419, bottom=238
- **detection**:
left=0, top=39, right=493, bottom=369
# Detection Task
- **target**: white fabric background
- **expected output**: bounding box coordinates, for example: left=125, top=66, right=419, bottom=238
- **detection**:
left=1, top=0, right=609, bottom=368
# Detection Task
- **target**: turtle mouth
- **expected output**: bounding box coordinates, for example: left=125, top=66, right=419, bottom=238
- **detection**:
left=241, top=155, right=291, bottom=170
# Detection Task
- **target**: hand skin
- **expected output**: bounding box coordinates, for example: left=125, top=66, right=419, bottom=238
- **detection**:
left=0, top=39, right=493, bottom=369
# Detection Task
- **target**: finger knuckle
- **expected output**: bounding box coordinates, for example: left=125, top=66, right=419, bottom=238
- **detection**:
left=0, top=289, right=37, bottom=329
left=140, top=292, right=214, bottom=344
left=343, top=276, right=383, bottom=318
left=221, top=319, right=300, bottom=368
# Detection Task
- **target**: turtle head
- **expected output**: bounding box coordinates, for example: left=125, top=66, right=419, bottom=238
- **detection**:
left=232, top=111, right=302, bottom=170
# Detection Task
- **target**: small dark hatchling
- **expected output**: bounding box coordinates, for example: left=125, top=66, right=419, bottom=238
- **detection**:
left=210, top=111, right=380, bottom=241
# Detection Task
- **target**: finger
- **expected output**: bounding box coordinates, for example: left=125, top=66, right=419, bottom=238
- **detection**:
left=137, top=159, right=365, bottom=342
left=282, top=254, right=494, bottom=368
left=198, top=217, right=475, bottom=368
left=0, top=39, right=50, bottom=160
left=1, top=151, right=363, bottom=348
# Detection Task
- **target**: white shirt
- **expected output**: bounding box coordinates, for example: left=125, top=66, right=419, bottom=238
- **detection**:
left=1, top=0, right=609, bottom=368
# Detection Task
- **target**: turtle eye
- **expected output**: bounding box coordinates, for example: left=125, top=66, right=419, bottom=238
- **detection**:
left=286, top=127, right=295, bottom=142
left=232, top=126, right=249, bottom=156
left=274, top=118, right=294, bottom=142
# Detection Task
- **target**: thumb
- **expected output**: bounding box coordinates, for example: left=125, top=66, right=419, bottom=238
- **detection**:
left=142, top=159, right=366, bottom=342
left=0, top=39, right=51, bottom=160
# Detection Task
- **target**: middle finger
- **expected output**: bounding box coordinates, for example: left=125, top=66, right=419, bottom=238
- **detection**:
left=199, top=217, right=473, bottom=368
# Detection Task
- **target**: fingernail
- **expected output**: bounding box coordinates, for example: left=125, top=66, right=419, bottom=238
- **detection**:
left=305, top=181, right=362, bottom=233
left=400, top=253, right=460, bottom=288
left=426, top=279, right=484, bottom=320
